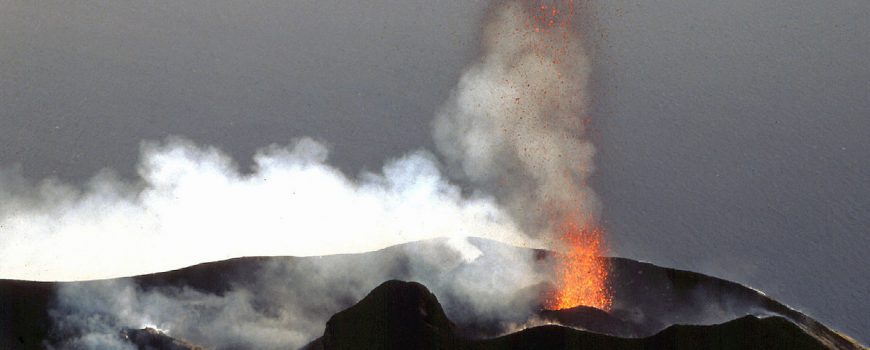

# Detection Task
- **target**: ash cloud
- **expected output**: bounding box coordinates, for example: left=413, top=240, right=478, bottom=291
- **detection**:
left=1, top=0, right=604, bottom=348
left=0, top=0, right=598, bottom=282
left=433, top=0, right=599, bottom=235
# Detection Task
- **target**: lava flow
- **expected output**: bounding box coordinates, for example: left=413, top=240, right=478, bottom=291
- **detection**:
left=546, top=220, right=612, bottom=311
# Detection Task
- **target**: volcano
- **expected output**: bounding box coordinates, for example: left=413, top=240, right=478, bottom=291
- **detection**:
left=0, top=238, right=863, bottom=349
left=307, top=280, right=833, bottom=350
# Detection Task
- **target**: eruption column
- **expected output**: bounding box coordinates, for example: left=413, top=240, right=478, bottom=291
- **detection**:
left=433, top=0, right=611, bottom=310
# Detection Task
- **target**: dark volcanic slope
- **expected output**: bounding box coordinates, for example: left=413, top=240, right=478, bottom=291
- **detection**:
left=0, top=256, right=282, bottom=349
left=480, top=316, right=825, bottom=350
left=0, top=238, right=864, bottom=349
left=601, top=256, right=862, bottom=349
left=310, top=280, right=829, bottom=350
left=320, top=280, right=463, bottom=350
left=0, top=280, right=54, bottom=349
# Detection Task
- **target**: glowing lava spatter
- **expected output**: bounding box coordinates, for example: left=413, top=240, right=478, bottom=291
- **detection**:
left=519, top=0, right=576, bottom=63
left=546, top=219, right=612, bottom=311
left=512, top=0, right=612, bottom=312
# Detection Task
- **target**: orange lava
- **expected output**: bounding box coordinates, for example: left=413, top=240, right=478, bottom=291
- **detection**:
left=546, top=220, right=612, bottom=311
left=511, top=0, right=612, bottom=311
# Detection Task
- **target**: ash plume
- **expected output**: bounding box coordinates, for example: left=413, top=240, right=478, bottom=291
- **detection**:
left=0, top=0, right=599, bottom=283
left=433, top=0, right=599, bottom=236
left=0, top=0, right=606, bottom=348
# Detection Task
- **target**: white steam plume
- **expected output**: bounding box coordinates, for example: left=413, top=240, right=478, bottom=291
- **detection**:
left=3, top=1, right=605, bottom=349
left=433, top=0, right=599, bottom=235
left=0, top=137, right=534, bottom=281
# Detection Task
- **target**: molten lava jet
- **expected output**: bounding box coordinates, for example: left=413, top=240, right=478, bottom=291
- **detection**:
left=518, top=0, right=612, bottom=312
left=546, top=220, right=612, bottom=311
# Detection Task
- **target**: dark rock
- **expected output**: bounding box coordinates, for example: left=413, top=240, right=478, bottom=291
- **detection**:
left=538, top=305, right=639, bottom=337
left=312, top=280, right=833, bottom=350
left=321, top=280, right=465, bottom=350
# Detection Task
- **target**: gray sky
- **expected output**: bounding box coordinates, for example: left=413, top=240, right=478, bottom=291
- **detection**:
left=1, top=0, right=867, bottom=343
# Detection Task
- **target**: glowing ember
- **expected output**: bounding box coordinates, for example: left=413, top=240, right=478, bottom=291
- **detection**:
left=518, top=0, right=576, bottom=63
left=506, top=0, right=611, bottom=311
left=546, top=220, right=612, bottom=311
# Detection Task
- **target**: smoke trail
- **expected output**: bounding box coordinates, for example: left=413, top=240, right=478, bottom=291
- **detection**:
left=433, top=0, right=599, bottom=236
left=0, top=137, right=532, bottom=281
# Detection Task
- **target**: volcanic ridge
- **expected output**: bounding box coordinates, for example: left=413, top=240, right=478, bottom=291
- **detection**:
left=0, top=238, right=864, bottom=350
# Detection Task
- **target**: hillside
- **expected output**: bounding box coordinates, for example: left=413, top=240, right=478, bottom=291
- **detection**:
left=0, top=238, right=863, bottom=349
